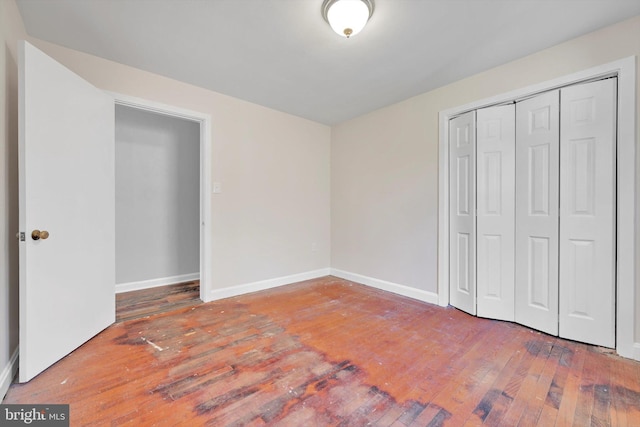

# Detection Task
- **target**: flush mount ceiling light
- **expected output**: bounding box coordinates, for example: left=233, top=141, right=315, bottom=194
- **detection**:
left=321, top=0, right=374, bottom=38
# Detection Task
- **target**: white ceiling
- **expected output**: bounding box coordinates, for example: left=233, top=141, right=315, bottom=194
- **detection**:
left=15, top=0, right=640, bottom=125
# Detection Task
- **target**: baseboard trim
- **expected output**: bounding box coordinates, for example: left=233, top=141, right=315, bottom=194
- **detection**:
left=116, top=273, right=200, bottom=294
left=633, top=343, right=640, bottom=362
left=330, top=269, right=439, bottom=305
left=209, top=268, right=331, bottom=301
left=1, top=348, right=19, bottom=401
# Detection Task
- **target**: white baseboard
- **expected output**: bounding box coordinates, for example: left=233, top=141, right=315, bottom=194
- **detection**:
left=633, top=343, right=640, bottom=362
left=116, top=273, right=200, bottom=294
left=1, top=348, right=19, bottom=401
left=330, top=268, right=439, bottom=305
left=209, top=268, right=331, bottom=301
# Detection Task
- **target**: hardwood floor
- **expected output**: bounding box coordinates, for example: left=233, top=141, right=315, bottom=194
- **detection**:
left=4, top=276, right=640, bottom=426
left=116, top=281, right=201, bottom=322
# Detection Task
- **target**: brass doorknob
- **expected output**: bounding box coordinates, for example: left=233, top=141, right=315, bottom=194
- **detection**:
left=31, top=230, right=49, bottom=240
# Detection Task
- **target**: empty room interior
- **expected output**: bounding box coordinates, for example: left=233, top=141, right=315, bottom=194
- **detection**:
left=2, top=0, right=640, bottom=425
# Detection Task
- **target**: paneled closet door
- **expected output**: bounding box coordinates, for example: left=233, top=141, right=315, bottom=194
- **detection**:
left=449, top=111, right=476, bottom=315
left=476, top=105, right=515, bottom=321
left=559, top=79, right=616, bottom=348
left=515, top=91, right=560, bottom=336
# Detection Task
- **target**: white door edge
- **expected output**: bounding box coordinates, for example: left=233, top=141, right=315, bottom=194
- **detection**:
left=107, top=92, right=213, bottom=303
left=437, top=56, right=637, bottom=360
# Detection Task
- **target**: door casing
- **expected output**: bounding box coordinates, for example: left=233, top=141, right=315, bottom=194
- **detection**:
left=110, top=93, right=213, bottom=304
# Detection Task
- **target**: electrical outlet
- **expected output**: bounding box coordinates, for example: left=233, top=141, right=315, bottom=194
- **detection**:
left=311, top=242, right=318, bottom=252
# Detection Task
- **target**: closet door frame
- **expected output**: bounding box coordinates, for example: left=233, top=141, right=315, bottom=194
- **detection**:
left=437, top=56, right=638, bottom=361
left=109, top=92, right=213, bottom=304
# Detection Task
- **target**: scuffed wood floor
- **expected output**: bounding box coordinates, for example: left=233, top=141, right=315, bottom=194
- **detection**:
left=4, top=276, right=640, bottom=426
left=115, top=280, right=200, bottom=323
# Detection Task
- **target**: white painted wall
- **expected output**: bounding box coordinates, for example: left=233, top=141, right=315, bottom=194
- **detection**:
left=115, top=105, right=200, bottom=287
left=25, top=28, right=332, bottom=300
left=331, top=15, right=640, bottom=345
left=331, top=98, right=435, bottom=291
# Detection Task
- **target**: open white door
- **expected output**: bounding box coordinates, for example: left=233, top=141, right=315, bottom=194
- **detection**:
left=449, top=111, right=476, bottom=315
left=559, top=78, right=616, bottom=348
left=18, top=41, right=115, bottom=382
left=476, top=104, right=515, bottom=321
left=514, top=90, right=560, bottom=336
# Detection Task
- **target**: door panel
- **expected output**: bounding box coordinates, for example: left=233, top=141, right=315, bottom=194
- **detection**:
left=559, top=78, right=616, bottom=348
left=476, top=104, right=515, bottom=321
left=528, top=236, right=551, bottom=308
left=19, top=41, right=115, bottom=382
left=449, top=112, right=476, bottom=315
left=515, top=91, right=559, bottom=336
left=529, top=144, right=551, bottom=215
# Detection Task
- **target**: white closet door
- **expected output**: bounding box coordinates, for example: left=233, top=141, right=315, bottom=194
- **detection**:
left=449, top=111, right=476, bottom=315
left=476, top=105, right=515, bottom=321
left=515, top=91, right=560, bottom=336
left=559, top=79, right=616, bottom=348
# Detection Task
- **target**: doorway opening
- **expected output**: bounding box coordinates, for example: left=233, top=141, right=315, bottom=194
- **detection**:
left=111, top=95, right=212, bottom=317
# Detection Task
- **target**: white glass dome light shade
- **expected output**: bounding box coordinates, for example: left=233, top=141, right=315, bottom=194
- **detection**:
left=325, top=0, right=373, bottom=38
